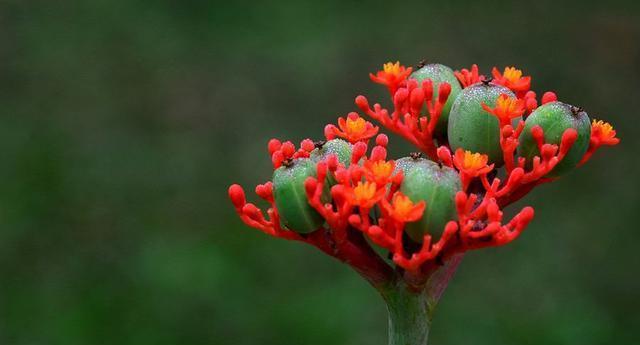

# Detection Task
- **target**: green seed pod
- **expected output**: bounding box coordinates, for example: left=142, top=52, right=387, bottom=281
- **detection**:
left=396, top=156, right=461, bottom=242
left=410, top=63, right=462, bottom=137
left=310, top=138, right=353, bottom=187
left=517, top=101, right=591, bottom=177
left=310, top=139, right=352, bottom=166
left=273, top=159, right=324, bottom=233
left=448, top=82, right=518, bottom=166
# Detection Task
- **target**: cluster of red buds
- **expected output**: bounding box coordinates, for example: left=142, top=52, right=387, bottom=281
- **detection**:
left=229, top=61, right=619, bottom=289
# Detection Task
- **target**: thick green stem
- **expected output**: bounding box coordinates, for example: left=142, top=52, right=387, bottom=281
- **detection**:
left=384, top=282, right=433, bottom=345
left=380, top=254, right=463, bottom=345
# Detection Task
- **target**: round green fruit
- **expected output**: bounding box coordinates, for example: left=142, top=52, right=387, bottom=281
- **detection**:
left=448, top=82, right=518, bottom=166
left=410, top=63, right=462, bottom=137
left=273, top=159, right=324, bottom=233
left=517, top=101, right=591, bottom=177
left=310, top=139, right=352, bottom=166
left=396, top=156, right=461, bottom=242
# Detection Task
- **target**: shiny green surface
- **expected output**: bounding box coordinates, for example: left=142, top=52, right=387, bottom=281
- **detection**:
left=0, top=1, right=637, bottom=344
left=396, top=157, right=461, bottom=242
left=273, top=159, right=323, bottom=233
left=448, top=83, right=517, bottom=165
left=518, top=102, right=591, bottom=176
left=310, top=139, right=352, bottom=166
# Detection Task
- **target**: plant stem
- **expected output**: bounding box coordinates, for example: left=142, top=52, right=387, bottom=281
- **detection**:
left=383, top=282, right=433, bottom=345
left=380, top=254, right=464, bottom=345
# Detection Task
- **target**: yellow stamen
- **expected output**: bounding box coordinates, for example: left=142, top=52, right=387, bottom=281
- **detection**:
left=592, top=120, right=614, bottom=138
left=370, top=161, right=393, bottom=180
left=503, top=67, right=523, bottom=82
left=491, top=94, right=524, bottom=120
left=463, top=150, right=487, bottom=170
left=346, top=117, right=366, bottom=136
left=392, top=194, right=416, bottom=219
left=353, top=181, right=377, bottom=203
left=383, top=61, right=402, bottom=76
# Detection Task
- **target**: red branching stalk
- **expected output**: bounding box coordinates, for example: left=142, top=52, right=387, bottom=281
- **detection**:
left=454, top=64, right=484, bottom=88
left=355, top=78, right=451, bottom=160
left=229, top=61, right=620, bottom=292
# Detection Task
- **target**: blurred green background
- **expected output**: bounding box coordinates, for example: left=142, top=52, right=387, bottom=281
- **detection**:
left=0, top=1, right=638, bottom=344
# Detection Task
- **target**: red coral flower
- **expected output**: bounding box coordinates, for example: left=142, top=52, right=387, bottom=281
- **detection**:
left=481, top=94, right=526, bottom=126
left=492, top=66, right=531, bottom=98
left=370, top=61, right=412, bottom=94
left=346, top=181, right=385, bottom=209
left=385, top=192, right=425, bottom=223
left=363, top=159, right=396, bottom=186
left=325, top=113, right=379, bottom=143
left=453, top=149, right=494, bottom=177
left=591, top=120, right=619, bottom=145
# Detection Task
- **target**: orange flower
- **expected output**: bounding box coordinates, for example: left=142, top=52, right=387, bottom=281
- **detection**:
left=386, top=192, right=425, bottom=223
left=481, top=94, right=525, bottom=126
left=453, top=149, right=493, bottom=177
left=363, top=159, right=395, bottom=185
left=492, top=66, right=531, bottom=97
left=369, top=61, right=412, bottom=94
left=591, top=120, right=620, bottom=145
left=328, top=113, right=379, bottom=143
left=348, top=181, right=385, bottom=209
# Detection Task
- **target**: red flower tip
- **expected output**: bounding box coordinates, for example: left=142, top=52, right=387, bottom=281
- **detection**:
left=437, top=146, right=453, bottom=167
left=255, top=182, right=273, bottom=200
left=438, top=82, right=452, bottom=104
left=229, top=184, right=246, bottom=209
left=375, top=134, right=389, bottom=147
left=355, top=95, right=369, bottom=110
left=541, top=91, right=557, bottom=104
left=300, top=139, right=315, bottom=152
left=328, top=113, right=379, bottom=144
left=242, top=203, right=262, bottom=221
left=492, top=66, right=531, bottom=97
left=370, top=61, right=412, bottom=94
left=453, top=149, right=493, bottom=177
left=352, top=141, right=368, bottom=162
left=268, top=139, right=282, bottom=155
left=517, top=206, right=535, bottom=226
left=370, top=146, right=387, bottom=161
left=501, top=124, right=514, bottom=138
left=560, top=128, right=578, bottom=151
left=523, top=91, right=538, bottom=114
left=393, top=88, right=409, bottom=105
left=481, top=94, right=525, bottom=126
left=591, top=120, right=619, bottom=146
left=324, top=124, right=337, bottom=140
left=410, top=87, right=425, bottom=111
left=304, top=177, right=318, bottom=196
left=386, top=192, right=425, bottom=223
left=320, top=156, right=335, bottom=172
left=348, top=214, right=362, bottom=227
left=271, top=151, right=284, bottom=168
left=269, top=139, right=317, bottom=168
left=280, top=141, right=295, bottom=157
left=531, top=125, right=545, bottom=143
left=454, top=64, right=483, bottom=88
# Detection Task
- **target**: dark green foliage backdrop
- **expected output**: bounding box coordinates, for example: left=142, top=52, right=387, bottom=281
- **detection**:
left=0, top=1, right=638, bottom=344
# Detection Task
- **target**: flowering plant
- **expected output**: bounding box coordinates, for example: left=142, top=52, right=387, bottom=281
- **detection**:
left=228, top=60, right=619, bottom=345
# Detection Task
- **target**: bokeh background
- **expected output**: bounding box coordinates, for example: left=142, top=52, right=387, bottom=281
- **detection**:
left=0, top=1, right=638, bottom=344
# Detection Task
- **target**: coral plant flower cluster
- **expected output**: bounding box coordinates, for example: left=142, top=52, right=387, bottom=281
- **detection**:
left=228, top=61, right=618, bottom=291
